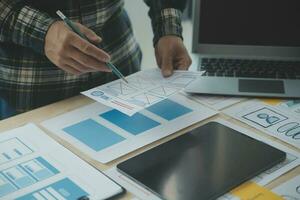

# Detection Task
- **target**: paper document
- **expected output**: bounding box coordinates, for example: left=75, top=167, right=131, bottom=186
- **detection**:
left=224, top=100, right=300, bottom=148
left=105, top=119, right=300, bottom=200
left=272, top=175, right=300, bottom=199
left=187, top=94, right=246, bottom=110
left=42, top=94, right=217, bottom=163
left=82, top=69, right=203, bottom=115
left=260, top=98, right=300, bottom=120
left=0, top=124, right=122, bottom=199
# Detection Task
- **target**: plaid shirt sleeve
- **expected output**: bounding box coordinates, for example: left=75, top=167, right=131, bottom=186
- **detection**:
left=0, top=0, right=56, bottom=54
left=144, top=0, right=186, bottom=46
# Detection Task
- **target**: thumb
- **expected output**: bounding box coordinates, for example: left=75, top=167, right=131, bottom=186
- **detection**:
left=161, top=54, right=174, bottom=77
left=77, top=23, right=102, bottom=44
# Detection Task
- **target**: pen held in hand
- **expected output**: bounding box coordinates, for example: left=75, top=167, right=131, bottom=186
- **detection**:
left=56, top=10, right=129, bottom=84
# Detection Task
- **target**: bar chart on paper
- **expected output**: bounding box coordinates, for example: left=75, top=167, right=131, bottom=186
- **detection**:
left=42, top=94, right=218, bottom=163
left=0, top=138, right=33, bottom=164
left=0, top=124, right=123, bottom=199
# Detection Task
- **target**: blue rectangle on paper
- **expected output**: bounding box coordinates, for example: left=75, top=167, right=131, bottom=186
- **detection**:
left=146, top=99, right=192, bottom=120
left=63, top=119, right=125, bottom=151
left=21, top=157, right=59, bottom=181
left=100, top=110, right=160, bottom=135
left=16, top=178, right=88, bottom=200
left=3, top=167, right=36, bottom=188
left=35, top=157, right=59, bottom=175
left=0, top=175, right=16, bottom=197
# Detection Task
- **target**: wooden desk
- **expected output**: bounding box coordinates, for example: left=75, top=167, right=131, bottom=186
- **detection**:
left=0, top=95, right=299, bottom=199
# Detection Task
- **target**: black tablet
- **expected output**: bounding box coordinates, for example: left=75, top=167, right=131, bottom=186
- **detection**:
left=117, top=121, right=286, bottom=200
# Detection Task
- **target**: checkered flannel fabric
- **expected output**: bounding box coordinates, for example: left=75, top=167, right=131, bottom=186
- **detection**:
left=0, top=0, right=183, bottom=114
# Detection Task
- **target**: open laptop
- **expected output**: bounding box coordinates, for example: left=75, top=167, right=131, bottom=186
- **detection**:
left=185, top=0, right=300, bottom=98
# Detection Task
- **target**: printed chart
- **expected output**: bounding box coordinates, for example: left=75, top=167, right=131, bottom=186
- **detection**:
left=42, top=94, right=218, bottom=163
left=82, top=69, right=203, bottom=115
left=224, top=100, right=300, bottom=149
left=105, top=119, right=300, bottom=200
left=0, top=124, right=122, bottom=199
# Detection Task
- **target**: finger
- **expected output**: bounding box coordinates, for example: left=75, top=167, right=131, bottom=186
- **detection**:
left=76, top=23, right=102, bottom=44
left=161, top=55, right=174, bottom=77
left=177, top=58, right=192, bottom=70
left=68, top=47, right=112, bottom=72
left=61, top=64, right=82, bottom=75
left=155, top=48, right=162, bottom=68
left=66, top=58, right=99, bottom=73
left=69, top=33, right=110, bottom=62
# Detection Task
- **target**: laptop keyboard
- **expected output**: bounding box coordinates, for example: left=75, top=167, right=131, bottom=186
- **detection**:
left=200, top=58, right=300, bottom=79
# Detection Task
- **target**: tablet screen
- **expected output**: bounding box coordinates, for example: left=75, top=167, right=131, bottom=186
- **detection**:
left=117, top=122, right=286, bottom=200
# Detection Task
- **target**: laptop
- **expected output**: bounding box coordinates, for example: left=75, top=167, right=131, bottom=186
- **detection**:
left=185, top=0, right=300, bottom=98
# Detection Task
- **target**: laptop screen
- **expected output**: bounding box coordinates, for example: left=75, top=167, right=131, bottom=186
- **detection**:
left=198, top=0, right=300, bottom=47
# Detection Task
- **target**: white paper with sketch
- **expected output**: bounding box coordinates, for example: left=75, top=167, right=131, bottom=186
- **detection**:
left=224, top=100, right=300, bottom=149
left=105, top=119, right=300, bottom=200
left=256, top=99, right=300, bottom=120
left=42, top=93, right=217, bottom=163
left=82, top=69, right=203, bottom=116
left=0, top=124, right=122, bottom=200
left=272, top=175, right=300, bottom=200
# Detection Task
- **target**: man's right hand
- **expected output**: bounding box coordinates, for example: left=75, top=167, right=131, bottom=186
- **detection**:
left=45, top=21, right=111, bottom=75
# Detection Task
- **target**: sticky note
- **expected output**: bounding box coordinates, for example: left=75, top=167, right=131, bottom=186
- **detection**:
left=231, top=182, right=283, bottom=200
left=260, top=99, right=283, bottom=106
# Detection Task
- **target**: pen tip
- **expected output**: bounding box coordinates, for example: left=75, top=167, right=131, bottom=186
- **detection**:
left=56, top=10, right=66, bottom=19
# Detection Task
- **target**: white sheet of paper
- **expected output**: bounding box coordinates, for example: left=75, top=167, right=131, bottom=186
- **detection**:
left=224, top=100, right=300, bottom=148
left=187, top=94, right=246, bottom=110
left=0, top=124, right=122, bottom=200
left=278, top=100, right=300, bottom=120
left=272, top=175, right=300, bottom=200
left=105, top=119, right=300, bottom=200
left=42, top=94, right=218, bottom=163
left=82, top=69, right=204, bottom=116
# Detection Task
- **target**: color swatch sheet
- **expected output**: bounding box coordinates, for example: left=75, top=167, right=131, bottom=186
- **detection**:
left=41, top=94, right=218, bottom=163
left=224, top=100, right=300, bottom=149
left=0, top=124, right=122, bottom=199
left=105, top=119, right=300, bottom=200
left=272, top=175, right=300, bottom=199
left=82, top=69, right=203, bottom=116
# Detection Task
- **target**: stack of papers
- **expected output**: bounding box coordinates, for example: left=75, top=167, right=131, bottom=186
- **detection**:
left=0, top=124, right=122, bottom=199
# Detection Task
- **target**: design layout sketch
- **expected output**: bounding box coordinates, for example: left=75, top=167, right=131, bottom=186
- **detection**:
left=82, top=69, right=203, bottom=115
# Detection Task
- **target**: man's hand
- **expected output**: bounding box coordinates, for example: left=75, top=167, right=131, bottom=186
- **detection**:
left=155, top=35, right=192, bottom=77
left=45, top=21, right=111, bottom=75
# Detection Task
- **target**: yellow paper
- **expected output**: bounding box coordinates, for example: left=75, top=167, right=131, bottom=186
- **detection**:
left=231, top=182, right=283, bottom=200
left=260, top=98, right=283, bottom=106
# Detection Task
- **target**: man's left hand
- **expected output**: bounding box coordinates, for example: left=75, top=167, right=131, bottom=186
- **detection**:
left=155, top=35, right=192, bottom=77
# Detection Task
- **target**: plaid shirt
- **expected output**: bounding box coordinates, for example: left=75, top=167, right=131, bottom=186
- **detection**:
left=0, top=0, right=184, bottom=114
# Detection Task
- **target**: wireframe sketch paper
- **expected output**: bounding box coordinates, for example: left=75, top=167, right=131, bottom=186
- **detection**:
left=41, top=93, right=218, bottom=163
left=272, top=175, right=300, bottom=199
left=224, top=100, right=300, bottom=148
left=105, top=119, right=300, bottom=200
left=0, top=124, right=122, bottom=199
left=82, top=69, right=203, bottom=116
left=258, top=98, right=300, bottom=120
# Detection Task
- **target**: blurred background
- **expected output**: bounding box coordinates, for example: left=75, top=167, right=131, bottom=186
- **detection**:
left=124, top=0, right=196, bottom=70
